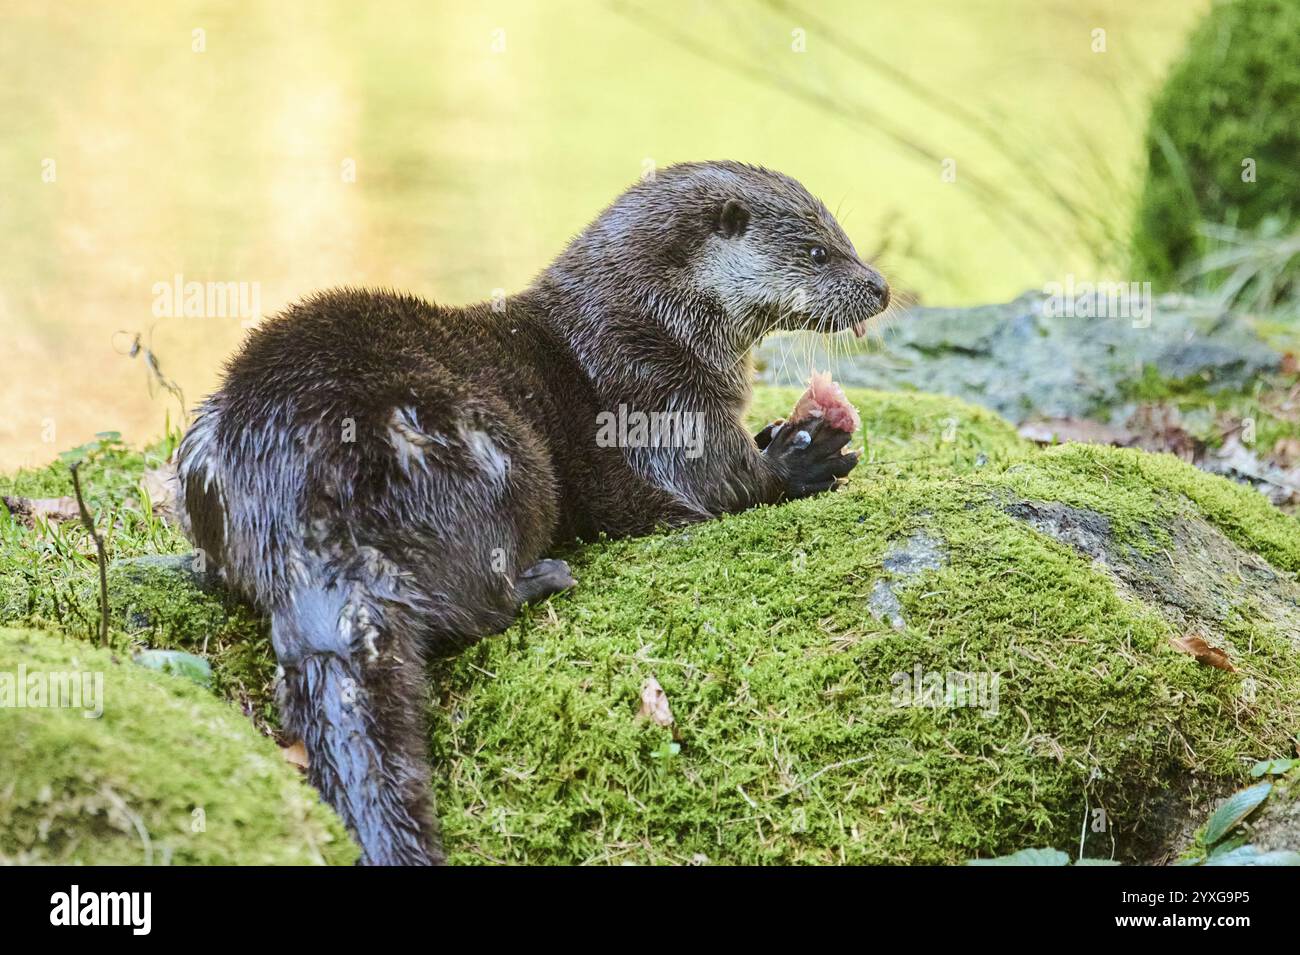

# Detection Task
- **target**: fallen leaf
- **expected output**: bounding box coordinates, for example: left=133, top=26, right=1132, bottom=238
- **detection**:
left=140, top=459, right=179, bottom=520
left=1170, top=633, right=1236, bottom=672
left=1202, top=435, right=1300, bottom=506
left=638, top=676, right=674, bottom=727
left=1017, top=418, right=1135, bottom=447
left=281, top=740, right=309, bottom=770
left=1126, top=404, right=1200, bottom=461
left=1, top=495, right=80, bottom=526
left=1281, top=352, right=1299, bottom=377
left=1272, top=437, right=1300, bottom=468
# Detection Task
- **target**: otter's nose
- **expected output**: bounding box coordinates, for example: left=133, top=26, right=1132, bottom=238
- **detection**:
left=862, top=267, right=890, bottom=308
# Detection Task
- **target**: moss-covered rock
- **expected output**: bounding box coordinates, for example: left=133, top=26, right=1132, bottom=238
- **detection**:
left=429, top=390, right=1300, bottom=865
left=3, top=387, right=1298, bottom=865
left=0, top=627, right=356, bottom=864
left=96, top=556, right=280, bottom=731
left=1131, top=0, right=1300, bottom=288
left=756, top=297, right=1300, bottom=513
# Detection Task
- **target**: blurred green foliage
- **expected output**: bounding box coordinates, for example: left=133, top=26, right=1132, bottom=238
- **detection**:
left=1132, top=0, right=1300, bottom=293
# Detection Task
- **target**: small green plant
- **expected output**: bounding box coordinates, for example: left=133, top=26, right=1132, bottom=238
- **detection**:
left=1182, top=218, right=1300, bottom=314
left=1177, top=770, right=1300, bottom=866
left=57, top=431, right=127, bottom=469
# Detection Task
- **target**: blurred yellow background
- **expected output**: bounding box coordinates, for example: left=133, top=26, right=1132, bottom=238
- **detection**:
left=0, top=0, right=1206, bottom=469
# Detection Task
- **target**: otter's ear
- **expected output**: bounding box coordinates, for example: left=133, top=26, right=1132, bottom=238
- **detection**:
left=717, top=198, right=750, bottom=238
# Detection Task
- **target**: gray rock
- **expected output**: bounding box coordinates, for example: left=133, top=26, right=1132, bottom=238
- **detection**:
left=1003, top=500, right=1300, bottom=653
left=867, top=580, right=905, bottom=631
left=869, top=531, right=947, bottom=631
left=755, top=291, right=1281, bottom=425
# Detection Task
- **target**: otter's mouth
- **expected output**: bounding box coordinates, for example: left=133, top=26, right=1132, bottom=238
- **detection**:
left=766, top=291, right=889, bottom=339
left=779, top=312, right=879, bottom=338
left=828, top=312, right=883, bottom=338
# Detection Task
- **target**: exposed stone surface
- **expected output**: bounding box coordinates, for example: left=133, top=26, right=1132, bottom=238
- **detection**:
left=868, top=531, right=947, bottom=631
left=1003, top=498, right=1300, bottom=654
left=755, top=292, right=1281, bottom=425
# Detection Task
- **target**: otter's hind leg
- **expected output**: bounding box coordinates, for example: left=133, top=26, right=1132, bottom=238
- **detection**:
left=513, top=559, right=577, bottom=606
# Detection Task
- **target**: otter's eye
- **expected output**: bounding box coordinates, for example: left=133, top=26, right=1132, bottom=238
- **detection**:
left=809, top=246, right=828, bottom=266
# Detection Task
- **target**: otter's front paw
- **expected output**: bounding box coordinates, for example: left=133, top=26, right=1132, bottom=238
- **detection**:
left=761, top=417, right=858, bottom=498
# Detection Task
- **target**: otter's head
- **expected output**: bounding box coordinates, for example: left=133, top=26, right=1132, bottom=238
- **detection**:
left=547, top=161, right=890, bottom=362
left=679, top=162, right=889, bottom=340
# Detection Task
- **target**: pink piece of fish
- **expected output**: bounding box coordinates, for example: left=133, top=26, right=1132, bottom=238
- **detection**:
left=789, top=370, right=861, bottom=434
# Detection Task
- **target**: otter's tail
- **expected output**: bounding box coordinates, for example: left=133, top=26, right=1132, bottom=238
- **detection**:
left=272, top=576, right=443, bottom=866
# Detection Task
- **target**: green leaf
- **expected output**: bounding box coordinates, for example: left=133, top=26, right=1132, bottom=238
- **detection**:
left=1208, top=833, right=1249, bottom=858
left=1204, top=845, right=1300, bottom=867
left=1074, top=858, right=1122, bottom=866
left=1250, top=757, right=1300, bottom=777
left=1204, top=845, right=1259, bottom=866
left=649, top=740, right=680, bottom=760
left=133, top=649, right=213, bottom=688
left=1202, top=782, right=1272, bottom=845
left=965, top=848, right=1069, bottom=866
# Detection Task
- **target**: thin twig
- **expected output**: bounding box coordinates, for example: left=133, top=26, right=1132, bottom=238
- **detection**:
left=116, top=330, right=187, bottom=415
left=69, top=463, right=110, bottom=647
left=773, top=754, right=875, bottom=798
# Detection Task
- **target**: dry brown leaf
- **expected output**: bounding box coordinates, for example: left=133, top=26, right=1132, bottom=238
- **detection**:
left=1272, top=436, right=1300, bottom=468
left=1281, top=352, right=1299, bottom=377
left=1170, top=633, right=1236, bottom=672
left=1126, top=404, right=1200, bottom=461
left=2, top=494, right=80, bottom=526
left=140, top=459, right=179, bottom=520
left=638, top=676, right=674, bottom=727
left=281, top=740, right=310, bottom=770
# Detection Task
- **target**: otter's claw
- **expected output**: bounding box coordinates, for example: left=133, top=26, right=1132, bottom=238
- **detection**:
left=754, top=419, right=784, bottom=451
left=761, top=416, right=858, bottom=499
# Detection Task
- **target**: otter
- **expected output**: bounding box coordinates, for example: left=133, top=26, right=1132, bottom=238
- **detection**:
left=176, top=161, right=890, bottom=865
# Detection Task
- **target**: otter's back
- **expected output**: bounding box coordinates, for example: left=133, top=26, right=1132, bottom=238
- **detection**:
left=177, top=288, right=562, bottom=607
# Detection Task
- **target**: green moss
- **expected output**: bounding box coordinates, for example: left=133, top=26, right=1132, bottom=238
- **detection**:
left=1132, top=0, right=1300, bottom=288
left=0, top=433, right=191, bottom=626
left=0, top=424, right=281, bottom=725
left=0, top=387, right=1026, bottom=693
left=4, top=387, right=1299, bottom=865
left=747, top=386, right=1031, bottom=482
left=427, top=431, right=1300, bottom=865
left=997, top=442, right=1300, bottom=574
left=100, top=558, right=280, bottom=729
left=0, top=627, right=356, bottom=864
left=1112, top=446, right=1300, bottom=573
